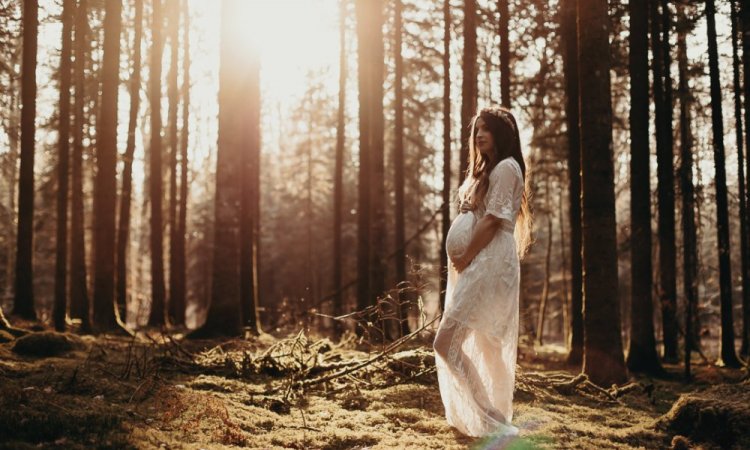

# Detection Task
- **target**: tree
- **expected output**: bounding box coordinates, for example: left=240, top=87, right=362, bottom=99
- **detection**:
left=497, top=0, right=510, bottom=108
left=706, top=0, right=741, bottom=368
left=116, top=0, right=143, bottom=325
left=458, top=0, right=477, bottom=184
left=70, top=0, right=91, bottom=333
left=167, top=0, right=180, bottom=327
left=92, top=0, right=123, bottom=331
left=439, top=0, right=451, bottom=313
left=13, top=0, right=38, bottom=321
left=332, top=0, right=347, bottom=338
left=53, top=0, right=75, bottom=331
left=560, top=0, right=583, bottom=366
left=148, top=0, right=167, bottom=327
left=577, top=0, right=627, bottom=386
left=741, top=0, right=750, bottom=358
left=626, top=0, right=663, bottom=375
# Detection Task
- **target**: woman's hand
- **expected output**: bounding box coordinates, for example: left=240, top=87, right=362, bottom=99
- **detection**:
left=459, top=200, right=474, bottom=214
left=451, top=253, right=472, bottom=273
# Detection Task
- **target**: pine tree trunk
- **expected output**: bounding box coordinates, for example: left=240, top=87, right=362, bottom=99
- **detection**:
left=116, top=0, right=143, bottom=327
left=167, top=0, right=180, bottom=327
left=677, top=5, right=697, bottom=379
left=332, top=0, right=346, bottom=338
left=54, top=0, right=75, bottom=331
left=577, top=0, right=627, bottom=386
left=439, top=0, right=451, bottom=314
left=70, top=0, right=91, bottom=333
left=148, top=0, right=166, bottom=327
left=558, top=184, right=570, bottom=344
left=626, top=0, right=662, bottom=375
left=706, top=0, right=741, bottom=368
left=394, top=0, right=409, bottom=338
left=13, top=0, right=38, bottom=321
left=560, top=0, right=583, bottom=366
left=498, top=0, right=510, bottom=108
left=537, top=183, right=553, bottom=346
left=741, top=0, right=750, bottom=358
left=458, top=0, right=477, bottom=185
left=92, top=0, right=122, bottom=331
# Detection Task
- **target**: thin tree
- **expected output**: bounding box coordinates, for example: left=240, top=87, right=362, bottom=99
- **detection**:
left=147, top=0, right=167, bottom=327
left=459, top=0, right=477, bottom=184
left=13, top=0, right=38, bottom=320
left=626, top=0, right=663, bottom=375
left=706, top=0, right=741, bottom=368
left=332, top=0, right=347, bottom=338
left=741, top=0, right=750, bottom=358
left=498, top=0, right=510, bottom=108
left=577, top=0, right=627, bottom=386
left=439, top=0, right=451, bottom=313
left=92, top=0, right=123, bottom=331
left=116, top=0, right=143, bottom=325
left=536, top=178, right=553, bottom=345
left=167, top=0, right=180, bottom=326
left=70, top=0, right=91, bottom=333
left=560, top=0, right=583, bottom=366
left=677, top=3, right=697, bottom=379
left=54, top=0, right=75, bottom=331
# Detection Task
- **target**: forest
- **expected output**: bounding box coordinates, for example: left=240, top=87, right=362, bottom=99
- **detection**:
left=1, top=0, right=749, bottom=448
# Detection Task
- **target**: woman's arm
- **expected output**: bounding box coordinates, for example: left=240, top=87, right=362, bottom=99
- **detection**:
left=451, top=214, right=505, bottom=273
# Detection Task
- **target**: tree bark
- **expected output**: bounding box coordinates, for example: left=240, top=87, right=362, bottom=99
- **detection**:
left=498, top=0, right=510, bottom=108
left=13, top=0, right=38, bottom=321
left=626, top=0, right=663, bottom=375
left=440, top=0, right=452, bottom=314
left=333, top=0, right=347, bottom=338
left=116, top=0, right=143, bottom=327
left=147, top=0, right=166, bottom=327
left=92, top=0, right=122, bottom=331
left=560, top=0, right=583, bottom=366
left=741, top=0, right=750, bottom=358
left=458, top=0, right=477, bottom=184
left=394, top=0, right=409, bottom=338
left=54, top=0, right=75, bottom=331
left=577, top=0, right=628, bottom=386
left=706, top=0, right=741, bottom=368
left=166, top=0, right=180, bottom=327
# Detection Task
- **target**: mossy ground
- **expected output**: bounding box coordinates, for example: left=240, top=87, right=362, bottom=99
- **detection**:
left=0, top=325, right=747, bottom=449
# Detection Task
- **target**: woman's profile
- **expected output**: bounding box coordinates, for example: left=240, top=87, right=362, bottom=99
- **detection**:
left=433, top=106, right=532, bottom=437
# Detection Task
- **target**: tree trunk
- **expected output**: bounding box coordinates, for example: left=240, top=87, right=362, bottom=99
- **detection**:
left=537, top=182, right=553, bottom=346
left=559, top=184, right=570, bottom=344
left=498, top=0, right=510, bottom=108
left=560, top=0, right=583, bottom=366
left=677, top=4, right=697, bottom=379
left=333, top=0, right=346, bottom=338
left=577, top=0, right=627, bottom=386
left=13, top=0, right=38, bottom=321
left=626, top=0, right=663, bottom=375
left=439, top=0, right=451, bottom=314
left=458, top=0, right=477, bottom=185
left=741, top=0, right=750, bottom=358
left=70, top=0, right=91, bottom=333
left=706, top=0, right=741, bottom=368
left=116, top=0, right=143, bottom=326
left=92, top=0, right=122, bottom=331
left=54, top=0, right=75, bottom=331
left=148, top=0, right=166, bottom=327
left=394, top=0, right=409, bottom=338
left=167, top=0, right=180, bottom=327
left=651, top=0, right=678, bottom=362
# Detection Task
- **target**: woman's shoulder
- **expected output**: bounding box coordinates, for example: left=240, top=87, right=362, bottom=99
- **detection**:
left=491, top=157, right=522, bottom=179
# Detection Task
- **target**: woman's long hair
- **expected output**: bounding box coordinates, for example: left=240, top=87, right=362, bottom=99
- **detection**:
left=458, top=106, right=533, bottom=258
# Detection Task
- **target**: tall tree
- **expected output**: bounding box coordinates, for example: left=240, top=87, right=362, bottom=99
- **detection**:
left=458, top=0, right=477, bottom=184
left=497, top=0, right=510, bottom=108
left=577, top=0, right=627, bottom=386
left=651, top=0, right=678, bottom=362
left=676, top=4, right=697, bottom=378
left=741, top=0, right=750, bottom=358
left=70, top=0, right=91, bottom=332
left=439, top=0, right=451, bottom=313
left=167, top=0, right=180, bottom=326
left=116, top=0, right=143, bottom=325
left=54, top=0, right=75, bottom=331
left=706, top=0, right=741, bottom=368
left=332, top=0, right=347, bottom=338
left=626, top=0, right=663, bottom=375
left=13, top=0, right=38, bottom=320
left=147, top=0, right=167, bottom=327
left=560, top=0, right=583, bottom=366
left=92, top=0, right=122, bottom=331
left=393, top=0, right=409, bottom=338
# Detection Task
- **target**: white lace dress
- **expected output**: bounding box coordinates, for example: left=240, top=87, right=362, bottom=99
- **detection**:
left=436, top=156, right=523, bottom=437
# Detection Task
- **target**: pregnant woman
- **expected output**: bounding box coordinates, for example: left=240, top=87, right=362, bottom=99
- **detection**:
left=433, top=106, right=532, bottom=437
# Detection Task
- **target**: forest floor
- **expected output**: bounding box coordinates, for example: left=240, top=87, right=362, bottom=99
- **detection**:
left=0, top=321, right=749, bottom=450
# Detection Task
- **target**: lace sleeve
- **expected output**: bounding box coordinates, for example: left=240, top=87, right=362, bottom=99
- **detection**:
left=485, top=159, right=520, bottom=222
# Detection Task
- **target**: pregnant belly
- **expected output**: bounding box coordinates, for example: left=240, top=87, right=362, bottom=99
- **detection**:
left=446, top=212, right=477, bottom=260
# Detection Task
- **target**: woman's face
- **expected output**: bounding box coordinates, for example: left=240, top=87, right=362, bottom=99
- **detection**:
left=474, top=117, right=495, bottom=160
